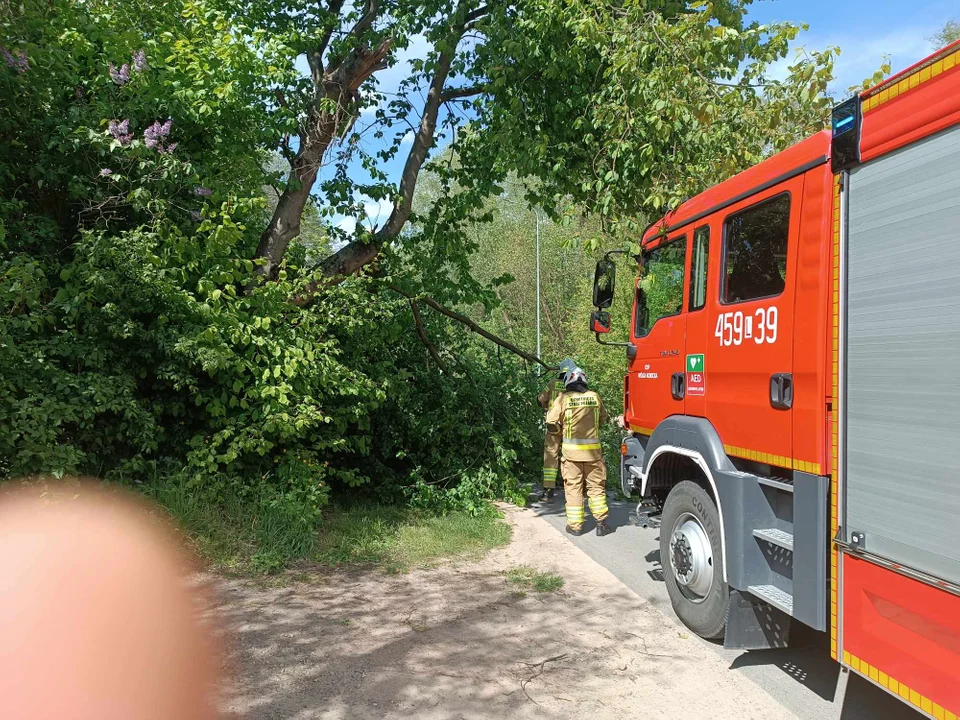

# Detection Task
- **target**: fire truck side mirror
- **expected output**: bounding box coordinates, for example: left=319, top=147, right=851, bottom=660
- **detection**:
left=591, top=310, right=612, bottom=334
left=593, top=259, right=616, bottom=309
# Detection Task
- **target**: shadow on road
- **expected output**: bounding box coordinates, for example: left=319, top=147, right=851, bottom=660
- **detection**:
left=529, top=488, right=636, bottom=532
left=532, top=494, right=922, bottom=719
left=728, top=623, right=841, bottom=702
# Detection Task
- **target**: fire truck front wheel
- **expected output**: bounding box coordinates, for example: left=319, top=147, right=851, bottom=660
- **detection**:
left=660, top=481, right=729, bottom=640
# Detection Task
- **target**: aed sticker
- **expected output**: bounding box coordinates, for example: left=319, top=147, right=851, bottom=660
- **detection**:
left=686, top=354, right=705, bottom=396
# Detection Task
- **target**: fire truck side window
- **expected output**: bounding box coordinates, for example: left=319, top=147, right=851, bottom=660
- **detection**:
left=634, top=235, right=687, bottom=337
left=689, top=226, right=709, bottom=311
left=721, top=193, right=790, bottom=304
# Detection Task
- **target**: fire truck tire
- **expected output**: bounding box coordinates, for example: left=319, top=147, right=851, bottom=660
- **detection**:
left=660, top=480, right=729, bottom=640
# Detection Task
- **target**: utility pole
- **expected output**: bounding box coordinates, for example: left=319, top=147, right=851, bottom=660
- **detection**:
left=535, top=209, right=541, bottom=360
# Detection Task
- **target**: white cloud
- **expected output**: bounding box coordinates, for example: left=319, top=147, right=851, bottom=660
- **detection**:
left=294, top=54, right=311, bottom=79
left=363, top=197, right=395, bottom=228
left=332, top=197, right=396, bottom=236
left=400, top=130, right=415, bottom=145
left=336, top=216, right=357, bottom=234
left=797, top=25, right=942, bottom=94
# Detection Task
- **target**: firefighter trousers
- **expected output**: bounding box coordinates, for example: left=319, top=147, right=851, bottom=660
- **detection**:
left=560, top=457, right=608, bottom=530
left=542, top=434, right=561, bottom=489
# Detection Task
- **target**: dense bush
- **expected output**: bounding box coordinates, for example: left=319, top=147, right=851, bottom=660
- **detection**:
left=0, top=0, right=543, bottom=558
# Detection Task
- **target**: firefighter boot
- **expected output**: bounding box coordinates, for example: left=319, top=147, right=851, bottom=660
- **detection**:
left=596, top=520, right=615, bottom=537
left=566, top=524, right=585, bottom=537
left=537, top=487, right=555, bottom=503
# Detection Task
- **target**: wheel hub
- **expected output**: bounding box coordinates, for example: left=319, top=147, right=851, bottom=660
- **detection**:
left=668, top=514, right=714, bottom=600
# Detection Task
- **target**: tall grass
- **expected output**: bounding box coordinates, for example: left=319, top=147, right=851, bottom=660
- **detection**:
left=150, top=479, right=512, bottom=575
left=149, top=477, right=318, bottom=573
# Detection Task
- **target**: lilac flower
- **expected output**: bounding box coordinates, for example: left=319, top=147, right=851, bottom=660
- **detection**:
left=132, top=49, right=147, bottom=72
left=108, top=119, right=133, bottom=146
left=99, top=168, right=113, bottom=177
left=190, top=210, right=202, bottom=222
left=144, top=120, right=175, bottom=152
left=2, top=47, right=28, bottom=74
left=193, top=186, right=213, bottom=197
left=109, top=62, right=130, bottom=85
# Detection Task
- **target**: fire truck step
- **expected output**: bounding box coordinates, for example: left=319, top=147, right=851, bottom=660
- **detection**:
left=747, top=584, right=794, bottom=616
left=752, top=527, right=794, bottom=552
left=756, top=476, right=794, bottom=493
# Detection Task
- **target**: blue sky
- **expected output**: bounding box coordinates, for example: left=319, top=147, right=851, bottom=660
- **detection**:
left=328, top=0, right=958, bottom=232
left=748, top=0, right=957, bottom=90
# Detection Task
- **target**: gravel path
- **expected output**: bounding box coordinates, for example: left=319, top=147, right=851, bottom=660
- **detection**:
left=214, top=504, right=796, bottom=719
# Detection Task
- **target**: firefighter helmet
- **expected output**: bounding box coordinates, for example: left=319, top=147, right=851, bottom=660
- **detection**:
left=563, top=366, right=587, bottom=388
left=557, top=357, right=577, bottom=380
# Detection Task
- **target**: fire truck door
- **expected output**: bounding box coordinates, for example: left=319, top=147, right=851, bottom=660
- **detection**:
left=627, top=234, right=689, bottom=432
left=705, top=181, right=802, bottom=467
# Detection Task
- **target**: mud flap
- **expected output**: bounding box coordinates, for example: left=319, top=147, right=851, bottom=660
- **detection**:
left=723, top=589, right=791, bottom=650
left=620, top=435, right=645, bottom=497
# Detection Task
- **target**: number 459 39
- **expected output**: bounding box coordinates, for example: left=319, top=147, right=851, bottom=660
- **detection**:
left=714, top=307, right=778, bottom=347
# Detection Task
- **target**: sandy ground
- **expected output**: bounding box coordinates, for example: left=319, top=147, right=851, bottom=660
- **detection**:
left=214, top=504, right=796, bottom=720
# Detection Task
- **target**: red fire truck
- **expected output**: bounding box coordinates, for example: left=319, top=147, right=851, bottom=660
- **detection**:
left=590, top=40, right=960, bottom=718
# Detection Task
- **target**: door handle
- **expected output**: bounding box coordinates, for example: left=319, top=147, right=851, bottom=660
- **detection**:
left=770, top=373, right=793, bottom=410
left=671, top=372, right=685, bottom=401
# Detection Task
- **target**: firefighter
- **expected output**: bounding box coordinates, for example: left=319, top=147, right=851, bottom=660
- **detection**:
left=545, top=366, right=613, bottom=536
left=537, top=358, right=576, bottom=502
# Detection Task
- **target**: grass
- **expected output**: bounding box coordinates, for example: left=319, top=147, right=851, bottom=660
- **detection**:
left=505, top=565, right=565, bottom=593
left=313, top=504, right=513, bottom=573
left=150, top=477, right=512, bottom=575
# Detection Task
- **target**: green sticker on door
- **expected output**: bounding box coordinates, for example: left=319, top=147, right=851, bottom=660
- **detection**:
left=686, top=354, right=705, bottom=396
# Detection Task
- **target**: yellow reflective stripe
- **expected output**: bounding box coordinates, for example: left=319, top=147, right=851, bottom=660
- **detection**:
left=563, top=442, right=601, bottom=451
left=588, top=498, right=609, bottom=512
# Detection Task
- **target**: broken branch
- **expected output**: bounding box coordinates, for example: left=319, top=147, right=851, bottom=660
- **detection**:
left=519, top=653, right=568, bottom=705
left=441, top=84, right=487, bottom=101
left=391, top=285, right=551, bottom=369
left=410, top=299, right=449, bottom=374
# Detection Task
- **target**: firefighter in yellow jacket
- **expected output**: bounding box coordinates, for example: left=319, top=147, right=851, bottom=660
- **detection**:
left=545, top=366, right=613, bottom=536
left=537, top=359, right=575, bottom=502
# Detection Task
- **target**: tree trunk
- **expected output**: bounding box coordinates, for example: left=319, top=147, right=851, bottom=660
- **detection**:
left=254, top=38, right=393, bottom=282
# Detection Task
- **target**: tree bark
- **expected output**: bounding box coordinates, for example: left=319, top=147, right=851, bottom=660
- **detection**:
left=254, top=34, right=393, bottom=282
left=298, top=22, right=467, bottom=299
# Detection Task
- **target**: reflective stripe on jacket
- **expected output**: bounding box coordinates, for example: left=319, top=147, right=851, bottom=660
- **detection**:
left=545, top=390, right=606, bottom=461
left=538, top=380, right=561, bottom=411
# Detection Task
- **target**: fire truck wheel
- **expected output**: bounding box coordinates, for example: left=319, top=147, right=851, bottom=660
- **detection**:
left=660, top=480, right=729, bottom=640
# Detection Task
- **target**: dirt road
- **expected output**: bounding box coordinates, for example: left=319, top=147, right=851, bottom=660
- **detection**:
left=215, top=504, right=795, bottom=719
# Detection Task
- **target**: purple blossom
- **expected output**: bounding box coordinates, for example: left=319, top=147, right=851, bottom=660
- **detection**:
left=109, top=62, right=130, bottom=85
left=99, top=168, right=113, bottom=177
left=108, top=119, right=133, bottom=146
left=144, top=120, right=175, bottom=153
left=193, top=186, right=213, bottom=197
left=2, top=47, right=28, bottom=74
left=132, top=49, right=147, bottom=72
